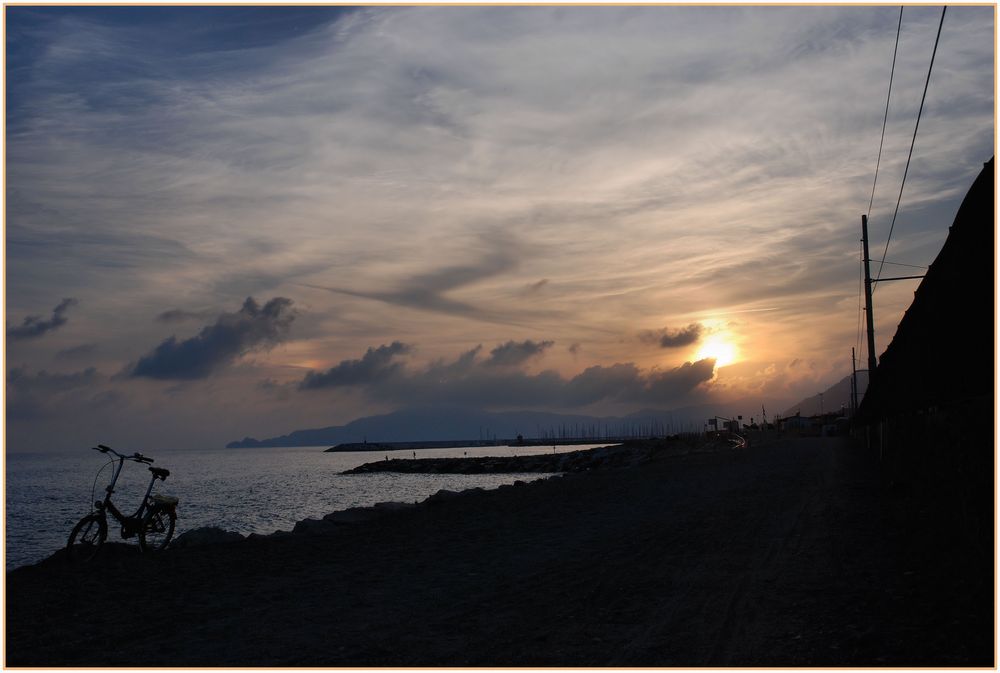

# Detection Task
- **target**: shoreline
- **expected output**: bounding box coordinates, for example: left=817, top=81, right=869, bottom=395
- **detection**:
left=7, top=435, right=991, bottom=666
left=24, top=440, right=697, bottom=560
left=195, top=439, right=712, bottom=542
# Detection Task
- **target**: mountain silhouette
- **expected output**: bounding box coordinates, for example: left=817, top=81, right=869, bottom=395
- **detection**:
left=226, top=400, right=785, bottom=448
left=781, top=371, right=869, bottom=419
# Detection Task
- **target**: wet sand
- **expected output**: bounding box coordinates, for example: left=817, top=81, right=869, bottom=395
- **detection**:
left=5, top=436, right=992, bottom=666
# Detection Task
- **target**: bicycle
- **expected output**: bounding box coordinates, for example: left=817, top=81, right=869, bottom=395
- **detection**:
left=66, top=444, right=179, bottom=562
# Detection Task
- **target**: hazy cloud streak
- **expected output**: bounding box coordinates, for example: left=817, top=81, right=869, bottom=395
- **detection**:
left=7, top=366, right=102, bottom=420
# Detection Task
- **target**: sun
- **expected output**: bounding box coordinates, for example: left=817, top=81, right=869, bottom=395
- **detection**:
left=693, top=336, right=738, bottom=368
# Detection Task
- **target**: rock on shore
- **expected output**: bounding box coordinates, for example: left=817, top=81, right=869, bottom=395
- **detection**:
left=342, top=438, right=693, bottom=475
left=161, top=443, right=678, bottom=548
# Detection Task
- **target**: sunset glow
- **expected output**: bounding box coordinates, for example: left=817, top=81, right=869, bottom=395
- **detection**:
left=4, top=6, right=993, bottom=451
left=694, top=337, right=739, bottom=369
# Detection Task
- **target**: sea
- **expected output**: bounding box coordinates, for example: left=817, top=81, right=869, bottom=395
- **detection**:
left=5, top=443, right=610, bottom=571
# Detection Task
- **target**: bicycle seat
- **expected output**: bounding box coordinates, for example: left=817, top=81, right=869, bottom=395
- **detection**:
left=149, top=467, right=170, bottom=479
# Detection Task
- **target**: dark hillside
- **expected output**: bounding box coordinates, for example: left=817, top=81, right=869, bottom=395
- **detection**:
left=857, top=157, right=994, bottom=590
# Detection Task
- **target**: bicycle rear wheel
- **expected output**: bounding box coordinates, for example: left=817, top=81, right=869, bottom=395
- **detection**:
left=138, top=506, right=176, bottom=552
left=67, top=514, right=107, bottom=563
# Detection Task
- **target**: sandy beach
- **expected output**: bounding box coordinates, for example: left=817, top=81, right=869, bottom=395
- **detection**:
left=5, top=436, right=992, bottom=667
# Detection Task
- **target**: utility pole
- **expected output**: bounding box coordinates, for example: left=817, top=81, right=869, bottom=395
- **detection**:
left=850, top=347, right=858, bottom=417
left=861, top=215, right=878, bottom=374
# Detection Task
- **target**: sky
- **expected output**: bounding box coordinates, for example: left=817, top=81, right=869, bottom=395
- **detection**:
left=4, top=5, right=995, bottom=451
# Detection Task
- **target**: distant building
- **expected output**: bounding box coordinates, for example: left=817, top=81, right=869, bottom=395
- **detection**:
left=781, top=414, right=812, bottom=431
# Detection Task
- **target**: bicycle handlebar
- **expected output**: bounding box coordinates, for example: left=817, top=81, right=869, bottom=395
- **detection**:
left=90, top=445, right=154, bottom=463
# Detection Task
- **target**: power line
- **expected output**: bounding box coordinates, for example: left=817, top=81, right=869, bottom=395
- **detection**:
left=874, top=6, right=947, bottom=291
left=867, top=6, right=904, bottom=220
left=858, top=8, right=902, bottom=370
left=878, top=259, right=928, bottom=269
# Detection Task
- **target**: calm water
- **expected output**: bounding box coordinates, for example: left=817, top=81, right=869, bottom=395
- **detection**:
left=5, top=443, right=609, bottom=570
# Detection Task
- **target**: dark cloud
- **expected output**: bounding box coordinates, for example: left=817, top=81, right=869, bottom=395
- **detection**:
left=298, top=341, right=716, bottom=409
left=484, top=339, right=554, bottom=367
left=568, top=342, right=581, bottom=355
left=562, top=362, right=642, bottom=407
left=299, top=341, right=412, bottom=390
left=438, top=345, right=484, bottom=375
left=640, top=323, right=704, bottom=348
left=7, top=298, right=78, bottom=341
left=7, top=366, right=101, bottom=420
left=659, top=324, right=703, bottom=348
left=130, top=296, right=295, bottom=380
left=645, top=359, right=718, bottom=401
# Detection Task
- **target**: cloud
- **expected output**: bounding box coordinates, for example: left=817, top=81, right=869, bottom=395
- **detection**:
left=130, top=297, right=295, bottom=380
left=640, top=323, right=704, bottom=349
left=484, top=339, right=554, bottom=367
left=299, top=341, right=412, bottom=389
left=523, top=279, right=549, bottom=295
left=300, top=232, right=536, bottom=325
left=298, top=340, right=716, bottom=409
left=55, top=343, right=99, bottom=362
left=257, top=377, right=293, bottom=401
left=155, top=308, right=216, bottom=323
left=6, top=298, right=78, bottom=341
left=560, top=362, right=643, bottom=407
left=6, top=366, right=102, bottom=419
left=645, top=359, right=718, bottom=400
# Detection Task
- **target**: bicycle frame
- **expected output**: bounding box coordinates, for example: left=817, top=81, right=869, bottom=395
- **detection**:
left=94, top=452, right=164, bottom=538
left=67, top=444, right=177, bottom=561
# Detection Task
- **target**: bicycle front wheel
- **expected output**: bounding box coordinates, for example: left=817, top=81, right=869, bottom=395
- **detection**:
left=67, top=514, right=107, bottom=563
left=138, top=506, right=176, bottom=552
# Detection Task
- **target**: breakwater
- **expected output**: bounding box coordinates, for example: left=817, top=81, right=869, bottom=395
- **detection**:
left=341, top=438, right=688, bottom=474
left=326, top=438, right=628, bottom=452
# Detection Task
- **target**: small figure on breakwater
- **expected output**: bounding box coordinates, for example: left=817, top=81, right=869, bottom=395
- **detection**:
left=385, top=455, right=389, bottom=462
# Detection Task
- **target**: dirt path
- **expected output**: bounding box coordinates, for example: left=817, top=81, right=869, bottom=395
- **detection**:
left=5, top=436, right=992, bottom=666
